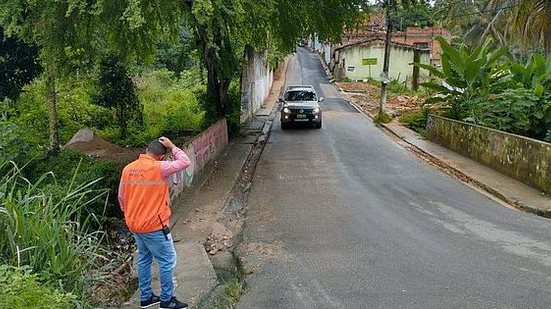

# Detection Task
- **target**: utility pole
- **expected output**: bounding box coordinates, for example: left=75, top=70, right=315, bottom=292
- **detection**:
left=379, top=0, right=393, bottom=116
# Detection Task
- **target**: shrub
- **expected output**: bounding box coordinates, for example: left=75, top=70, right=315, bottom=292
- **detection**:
left=0, top=265, right=76, bottom=308
left=400, top=107, right=430, bottom=135
left=0, top=161, right=108, bottom=303
left=0, top=119, right=37, bottom=164
left=387, top=79, right=414, bottom=95
left=24, top=149, right=127, bottom=223
left=94, top=54, right=143, bottom=138
left=15, top=76, right=114, bottom=146
left=137, top=69, right=205, bottom=145
left=465, top=88, right=551, bottom=140
left=374, top=112, right=392, bottom=124
left=226, top=81, right=244, bottom=136
left=413, top=37, right=509, bottom=120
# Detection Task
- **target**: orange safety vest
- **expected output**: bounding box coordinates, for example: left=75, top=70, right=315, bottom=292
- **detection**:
left=120, top=154, right=171, bottom=233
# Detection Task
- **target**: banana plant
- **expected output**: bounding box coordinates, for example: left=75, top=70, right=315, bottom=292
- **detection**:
left=412, top=36, right=509, bottom=119
left=509, top=52, right=551, bottom=97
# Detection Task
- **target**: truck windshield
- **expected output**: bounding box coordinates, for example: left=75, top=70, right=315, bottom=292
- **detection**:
left=284, top=90, right=316, bottom=101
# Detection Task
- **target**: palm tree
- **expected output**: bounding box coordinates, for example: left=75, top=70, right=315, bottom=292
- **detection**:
left=439, top=0, right=551, bottom=53
left=512, top=0, right=551, bottom=52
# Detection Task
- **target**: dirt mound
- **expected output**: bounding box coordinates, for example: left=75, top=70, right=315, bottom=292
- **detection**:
left=65, top=128, right=141, bottom=160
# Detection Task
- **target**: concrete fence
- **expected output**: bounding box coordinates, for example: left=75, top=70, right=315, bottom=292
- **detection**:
left=169, top=119, right=229, bottom=201
left=240, top=46, right=273, bottom=124
left=426, top=115, right=551, bottom=194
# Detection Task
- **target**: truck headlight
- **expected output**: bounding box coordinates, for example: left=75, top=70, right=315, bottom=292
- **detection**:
left=283, top=107, right=291, bottom=114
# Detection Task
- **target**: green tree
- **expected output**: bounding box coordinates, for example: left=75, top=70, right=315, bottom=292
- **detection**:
left=0, top=2, right=98, bottom=154
left=94, top=54, right=142, bottom=138
left=392, top=1, right=434, bottom=31
left=434, top=0, right=551, bottom=53
left=0, top=28, right=42, bottom=101
left=0, top=0, right=184, bottom=154
left=182, top=0, right=369, bottom=121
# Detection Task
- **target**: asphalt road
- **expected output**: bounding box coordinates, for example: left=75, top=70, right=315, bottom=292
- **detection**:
left=237, top=48, right=551, bottom=308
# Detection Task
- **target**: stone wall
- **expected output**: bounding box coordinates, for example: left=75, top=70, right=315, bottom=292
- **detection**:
left=427, top=115, right=551, bottom=194
left=169, top=119, right=229, bottom=200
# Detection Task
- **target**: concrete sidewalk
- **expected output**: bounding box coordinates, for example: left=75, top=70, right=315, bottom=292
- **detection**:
left=381, top=120, right=551, bottom=216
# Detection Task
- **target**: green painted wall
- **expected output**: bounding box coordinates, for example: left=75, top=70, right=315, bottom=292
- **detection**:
left=339, top=43, right=430, bottom=83
left=427, top=115, right=551, bottom=194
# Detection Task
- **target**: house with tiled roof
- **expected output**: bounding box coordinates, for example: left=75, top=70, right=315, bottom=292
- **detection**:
left=321, top=13, right=451, bottom=86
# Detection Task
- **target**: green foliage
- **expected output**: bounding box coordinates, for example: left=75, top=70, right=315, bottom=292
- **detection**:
left=413, top=37, right=509, bottom=119
left=387, top=79, right=415, bottom=96
left=25, top=149, right=128, bottom=222
left=94, top=54, right=142, bottom=138
left=391, top=2, right=434, bottom=31
left=416, top=38, right=551, bottom=142
left=0, top=265, right=76, bottom=308
left=0, top=161, right=108, bottom=302
left=15, top=76, right=113, bottom=145
left=508, top=52, right=551, bottom=95
left=137, top=69, right=205, bottom=142
left=0, top=110, right=36, bottom=163
left=465, top=89, right=551, bottom=140
left=374, top=112, right=392, bottom=124
left=226, top=81, right=244, bottom=136
left=154, top=35, right=199, bottom=76
left=0, top=27, right=42, bottom=100
left=399, top=107, right=431, bottom=135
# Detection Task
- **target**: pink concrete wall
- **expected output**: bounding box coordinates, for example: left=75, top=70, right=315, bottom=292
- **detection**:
left=169, top=119, right=229, bottom=201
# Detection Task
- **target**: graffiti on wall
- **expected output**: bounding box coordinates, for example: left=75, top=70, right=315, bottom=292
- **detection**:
left=168, top=143, right=195, bottom=201
left=168, top=119, right=228, bottom=201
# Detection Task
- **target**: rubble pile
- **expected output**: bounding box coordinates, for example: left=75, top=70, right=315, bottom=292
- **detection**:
left=204, top=222, right=234, bottom=255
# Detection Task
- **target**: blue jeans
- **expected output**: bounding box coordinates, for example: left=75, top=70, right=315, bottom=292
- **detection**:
left=133, top=230, right=177, bottom=302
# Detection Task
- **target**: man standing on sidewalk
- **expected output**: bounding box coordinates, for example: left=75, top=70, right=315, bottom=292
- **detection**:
left=118, top=137, right=191, bottom=309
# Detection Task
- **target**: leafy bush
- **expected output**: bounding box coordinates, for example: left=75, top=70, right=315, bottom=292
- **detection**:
left=465, top=89, right=551, bottom=140
left=226, top=80, right=244, bottom=136
left=137, top=69, right=205, bottom=144
left=94, top=54, right=142, bottom=138
left=0, top=119, right=37, bottom=164
left=374, top=112, right=392, bottom=124
left=0, top=265, right=76, bottom=308
left=400, top=107, right=431, bottom=135
left=0, top=161, right=108, bottom=303
left=24, top=149, right=127, bottom=223
left=413, top=37, right=509, bottom=120
left=15, top=76, right=114, bottom=146
left=508, top=53, right=551, bottom=95
left=387, top=79, right=414, bottom=95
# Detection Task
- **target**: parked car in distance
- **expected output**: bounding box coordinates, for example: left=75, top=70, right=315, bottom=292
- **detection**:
left=280, top=85, right=323, bottom=129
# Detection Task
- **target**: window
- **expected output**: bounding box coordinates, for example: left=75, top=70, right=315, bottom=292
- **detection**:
left=284, top=90, right=317, bottom=101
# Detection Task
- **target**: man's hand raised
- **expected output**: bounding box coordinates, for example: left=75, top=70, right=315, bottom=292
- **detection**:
left=159, top=136, right=176, bottom=150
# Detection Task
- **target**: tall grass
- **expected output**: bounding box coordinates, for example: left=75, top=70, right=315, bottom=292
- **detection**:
left=0, top=160, right=109, bottom=305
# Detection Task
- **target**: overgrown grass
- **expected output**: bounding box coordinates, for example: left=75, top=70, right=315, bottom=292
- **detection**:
left=197, top=267, right=245, bottom=309
left=0, top=265, right=76, bottom=308
left=400, top=108, right=431, bottom=136
left=0, top=160, right=112, bottom=306
left=137, top=69, right=205, bottom=143
left=374, top=112, right=392, bottom=124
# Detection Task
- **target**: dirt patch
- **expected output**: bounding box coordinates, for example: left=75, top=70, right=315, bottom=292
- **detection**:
left=337, top=82, right=422, bottom=117
left=235, top=241, right=291, bottom=275
left=65, top=128, right=142, bottom=161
